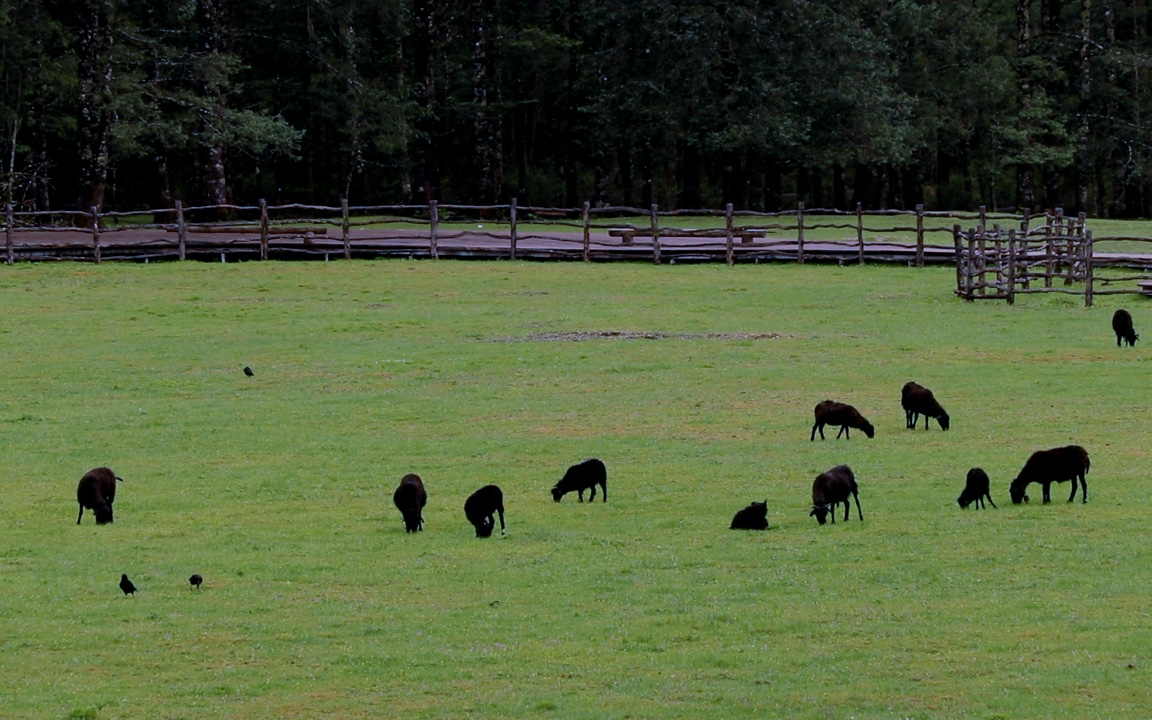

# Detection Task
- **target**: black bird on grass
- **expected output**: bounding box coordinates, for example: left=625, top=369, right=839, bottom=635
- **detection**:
left=189, top=574, right=203, bottom=589
left=119, top=573, right=137, bottom=596
left=243, top=366, right=254, bottom=377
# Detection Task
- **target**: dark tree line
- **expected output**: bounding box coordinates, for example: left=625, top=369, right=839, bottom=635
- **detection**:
left=4, top=0, right=1152, bottom=215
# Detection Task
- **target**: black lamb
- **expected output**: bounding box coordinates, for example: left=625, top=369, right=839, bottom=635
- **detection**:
left=76, top=467, right=123, bottom=525
left=901, top=382, right=950, bottom=431
left=464, top=484, right=506, bottom=538
left=392, top=473, right=428, bottom=533
left=810, top=400, right=875, bottom=441
left=729, top=501, right=769, bottom=530
left=810, top=465, right=863, bottom=525
left=551, top=458, right=607, bottom=502
left=1112, top=309, right=1138, bottom=347
left=957, top=467, right=996, bottom=509
left=1009, top=445, right=1090, bottom=504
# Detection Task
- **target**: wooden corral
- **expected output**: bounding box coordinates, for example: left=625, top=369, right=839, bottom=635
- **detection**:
left=953, top=208, right=1152, bottom=306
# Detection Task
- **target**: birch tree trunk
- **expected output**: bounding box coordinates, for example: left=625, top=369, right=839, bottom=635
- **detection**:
left=75, top=1, right=115, bottom=214
left=1016, top=0, right=1036, bottom=209
left=471, top=0, right=502, bottom=204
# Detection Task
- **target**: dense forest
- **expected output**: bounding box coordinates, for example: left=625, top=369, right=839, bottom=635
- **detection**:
left=2, top=0, right=1152, bottom=215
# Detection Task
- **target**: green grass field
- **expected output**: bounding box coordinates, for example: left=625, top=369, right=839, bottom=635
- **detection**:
left=2, top=259, right=1150, bottom=719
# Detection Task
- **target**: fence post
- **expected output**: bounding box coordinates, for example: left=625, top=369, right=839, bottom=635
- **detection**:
left=1085, top=229, right=1094, bottom=307
left=429, top=200, right=439, bottom=259
left=176, top=200, right=187, bottom=260
left=259, top=199, right=269, bottom=260
left=341, top=197, right=351, bottom=260
left=797, top=201, right=805, bottom=264
left=993, top=224, right=1003, bottom=292
left=953, top=224, right=964, bottom=297
left=1007, top=228, right=1017, bottom=305
left=1021, top=207, right=1030, bottom=235
left=581, top=201, right=590, bottom=262
left=967, top=228, right=977, bottom=299
left=856, top=202, right=864, bottom=265
left=650, top=204, right=661, bottom=264
left=5, top=203, right=13, bottom=265
left=91, top=206, right=101, bottom=264
left=510, top=197, right=518, bottom=260
left=915, top=204, right=925, bottom=268
left=725, top=203, right=734, bottom=267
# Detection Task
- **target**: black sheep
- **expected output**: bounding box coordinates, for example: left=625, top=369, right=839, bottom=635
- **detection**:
left=76, top=467, right=123, bottom=525
left=729, top=501, right=769, bottom=530
left=810, top=400, right=875, bottom=441
left=901, top=382, right=950, bottom=431
left=810, top=465, right=863, bottom=525
left=1112, top=309, right=1138, bottom=347
left=957, top=467, right=996, bottom=509
left=392, top=473, right=428, bottom=533
left=1009, top=445, right=1090, bottom=504
left=551, top=458, right=607, bottom=502
left=464, top=484, right=506, bottom=538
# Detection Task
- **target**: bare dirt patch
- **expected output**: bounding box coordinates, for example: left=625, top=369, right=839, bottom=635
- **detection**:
left=496, top=330, right=790, bottom=342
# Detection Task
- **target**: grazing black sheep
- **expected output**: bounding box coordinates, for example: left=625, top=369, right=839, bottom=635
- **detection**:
left=464, top=484, right=506, bottom=538
left=189, top=574, right=203, bottom=589
left=729, top=500, right=769, bottom=530
left=901, top=382, right=950, bottom=431
left=392, top=473, right=428, bottom=533
left=120, top=574, right=136, bottom=596
left=810, top=400, right=875, bottom=441
left=551, top=458, right=607, bottom=502
left=76, top=467, right=123, bottom=525
left=957, top=467, right=996, bottom=509
left=244, top=366, right=255, bottom=376
left=1112, top=309, right=1138, bottom=347
left=1009, top=445, right=1090, bottom=505
left=809, top=465, right=863, bottom=525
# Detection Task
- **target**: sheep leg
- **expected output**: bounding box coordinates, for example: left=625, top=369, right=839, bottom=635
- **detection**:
left=601, top=482, right=608, bottom=502
left=854, top=492, right=864, bottom=521
left=837, top=425, right=849, bottom=439
left=76, top=506, right=84, bottom=525
left=1041, top=482, right=1052, bottom=503
left=924, top=415, right=931, bottom=430
left=810, top=423, right=823, bottom=441
left=588, top=486, right=595, bottom=501
left=497, top=506, right=506, bottom=534
left=577, top=489, right=585, bottom=502
left=1080, top=473, right=1088, bottom=503
left=986, top=493, right=997, bottom=509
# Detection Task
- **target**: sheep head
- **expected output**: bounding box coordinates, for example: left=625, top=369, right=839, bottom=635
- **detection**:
left=809, top=504, right=830, bottom=525
left=938, top=412, right=950, bottom=431
left=1009, top=479, right=1029, bottom=505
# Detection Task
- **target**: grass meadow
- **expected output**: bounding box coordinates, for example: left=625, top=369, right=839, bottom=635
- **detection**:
left=1, top=258, right=1150, bottom=719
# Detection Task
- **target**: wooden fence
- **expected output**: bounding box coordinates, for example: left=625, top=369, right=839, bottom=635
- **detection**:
left=2, top=199, right=1028, bottom=267
left=951, top=208, right=1152, bottom=306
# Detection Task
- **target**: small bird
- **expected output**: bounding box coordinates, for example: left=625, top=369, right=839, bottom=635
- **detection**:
left=243, top=366, right=254, bottom=377
left=120, top=573, right=137, bottom=596
left=189, top=574, right=203, bottom=589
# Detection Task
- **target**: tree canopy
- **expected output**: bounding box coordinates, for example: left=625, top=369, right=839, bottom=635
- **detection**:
left=2, top=0, right=1152, bottom=215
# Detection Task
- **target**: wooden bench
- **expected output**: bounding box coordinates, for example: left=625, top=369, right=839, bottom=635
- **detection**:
left=607, top=228, right=760, bottom=245
left=1136, top=279, right=1152, bottom=296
